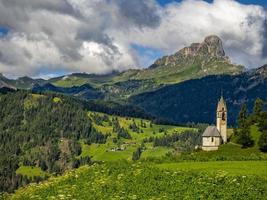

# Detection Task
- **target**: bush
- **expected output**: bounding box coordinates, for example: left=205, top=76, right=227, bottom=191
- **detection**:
left=259, top=131, right=267, bottom=152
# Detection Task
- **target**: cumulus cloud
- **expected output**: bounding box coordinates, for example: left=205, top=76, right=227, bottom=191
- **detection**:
left=0, top=0, right=266, bottom=77
left=126, top=0, right=267, bottom=68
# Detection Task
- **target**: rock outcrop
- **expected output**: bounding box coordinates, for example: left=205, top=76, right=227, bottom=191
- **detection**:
left=152, top=35, right=231, bottom=68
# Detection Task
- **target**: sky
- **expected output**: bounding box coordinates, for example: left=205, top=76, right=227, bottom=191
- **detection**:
left=0, top=0, right=267, bottom=78
left=158, top=0, right=267, bottom=6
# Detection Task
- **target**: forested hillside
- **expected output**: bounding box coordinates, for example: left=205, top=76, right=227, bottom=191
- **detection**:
left=131, top=67, right=267, bottom=125
left=0, top=90, right=201, bottom=194
left=0, top=91, right=106, bottom=192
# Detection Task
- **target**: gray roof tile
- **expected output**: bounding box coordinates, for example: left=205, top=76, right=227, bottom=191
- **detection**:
left=202, top=126, right=221, bottom=137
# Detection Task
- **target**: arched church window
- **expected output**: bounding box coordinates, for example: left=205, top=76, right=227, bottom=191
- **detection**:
left=211, top=137, right=214, bottom=142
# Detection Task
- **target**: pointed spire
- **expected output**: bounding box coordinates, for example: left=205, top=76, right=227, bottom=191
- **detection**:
left=217, top=90, right=227, bottom=111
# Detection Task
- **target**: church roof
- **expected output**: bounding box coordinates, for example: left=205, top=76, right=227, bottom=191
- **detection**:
left=202, top=126, right=221, bottom=137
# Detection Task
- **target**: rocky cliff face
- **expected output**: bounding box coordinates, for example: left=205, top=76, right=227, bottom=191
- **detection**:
left=152, top=35, right=235, bottom=70
left=179, top=35, right=225, bottom=57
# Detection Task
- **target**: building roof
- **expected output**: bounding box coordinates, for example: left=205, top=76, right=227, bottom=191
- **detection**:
left=202, top=126, right=221, bottom=137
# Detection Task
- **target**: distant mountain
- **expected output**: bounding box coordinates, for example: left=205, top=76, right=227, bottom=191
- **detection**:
left=32, top=83, right=104, bottom=100
left=88, top=35, right=244, bottom=98
left=130, top=64, right=267, bottom=125
left=0, top=73, right=16, bottom=91
left=15, top=76, right=46, bottom=89
left=0, top=35, right=244, bottom=99
left=0, top=73, right=45, bottom=90
left=116, top=35, right=244, bottom=86
left=0, top=35, right=263, bottom=125
left=49, top=72, right=120, bottom=88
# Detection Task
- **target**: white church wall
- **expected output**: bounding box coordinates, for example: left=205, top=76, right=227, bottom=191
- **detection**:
left=202, top=137, right=221, bottom=147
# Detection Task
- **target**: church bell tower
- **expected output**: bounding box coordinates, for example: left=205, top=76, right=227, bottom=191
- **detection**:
left=216, top=95, right=227, bottom=143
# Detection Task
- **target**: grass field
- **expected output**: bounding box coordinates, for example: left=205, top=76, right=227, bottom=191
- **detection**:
left=84, top=112, right=194, bottom=161
left=8, top=161, right=267, bottom=200
left=5, top=111, right=267, bottom=199
left=156, top=161, right=267, bottom=177
left=16, top=166, right=47, bottom=178
left=52, top=77, right=90, bottom=87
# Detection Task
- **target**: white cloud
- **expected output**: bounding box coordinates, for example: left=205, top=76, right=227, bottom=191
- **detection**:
left=0, top=0, right=266, bottom=77
left=125, top=0, right=267, bottom=68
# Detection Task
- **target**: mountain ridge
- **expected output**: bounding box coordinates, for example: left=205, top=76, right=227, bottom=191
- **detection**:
left=0, top=35, right=244, bottom=92
left=130, top=64, right=267, bottom=125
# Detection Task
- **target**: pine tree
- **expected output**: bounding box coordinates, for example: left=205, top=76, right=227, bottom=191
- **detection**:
left=238, top=104, right=248, bottom=129
left=132, top=147, right=142, bottom=161
left=252, top=98, right=264, bottom=123
left=236, top=104, right=254, bottom=148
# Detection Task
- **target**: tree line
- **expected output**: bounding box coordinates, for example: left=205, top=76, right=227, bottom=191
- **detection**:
left=234, top=98, right=267, bottom=151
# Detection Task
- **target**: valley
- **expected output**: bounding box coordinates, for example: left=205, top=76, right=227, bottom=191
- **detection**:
left=0, top=35, right=267, bottom=199
left=1, top=0, right=267, bottom=198
left=1, top=90, right=267, bottom=199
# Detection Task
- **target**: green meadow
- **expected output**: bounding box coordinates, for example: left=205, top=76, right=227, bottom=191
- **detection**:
left=84, top=111, right=193, bottom=162
left=16, top=166, right=47, bottom=178
left=4, top=111, right=267, bottom=200
left=7, top=161, right=267, bottom=200
left=156, top=161, right=267, bottom=177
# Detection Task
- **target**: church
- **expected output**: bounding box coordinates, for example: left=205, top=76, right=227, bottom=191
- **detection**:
left=202, top=96, right=227, bottom=151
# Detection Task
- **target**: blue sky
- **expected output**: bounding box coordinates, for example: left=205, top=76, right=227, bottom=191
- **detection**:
left=0, top=26, right=8, bottom=37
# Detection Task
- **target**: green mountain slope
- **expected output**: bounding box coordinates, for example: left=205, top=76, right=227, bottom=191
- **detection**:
left=0, top=90, right=193, bottom=193
left=7, top=161, right=267, bottom=200
left=0, top=91, right=106, bottom=193
left=111, top=35, right=244, bottom=85
left=50, top=72, right=119, bottom=88
left=45, top=35, right=244, bottom=98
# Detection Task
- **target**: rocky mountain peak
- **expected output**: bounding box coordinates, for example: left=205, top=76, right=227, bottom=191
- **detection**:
left=149, top=35, right=243, bottom=79
left=203, top=35, right=225, bottom=57
left=253, top=64, right=267, bottom=78
left=178, top=35, right=225, bottom=58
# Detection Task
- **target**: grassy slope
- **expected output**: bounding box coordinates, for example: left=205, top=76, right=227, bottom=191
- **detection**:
left=8, top=162, right=267, bottom=200
left=81, top=112, right=193, bottom=161
left=16, top=166, right=47, bottom=178
left=6, top=110, right=267, bottom=199
left=51, top=73, right=116, bottom=88
left=157, top=161, right=267, bottom=177
left=52, top=77, right=89, bottom=87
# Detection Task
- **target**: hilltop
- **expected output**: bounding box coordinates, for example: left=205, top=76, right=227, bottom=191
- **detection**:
left=134, top=35, right=243, bottom=84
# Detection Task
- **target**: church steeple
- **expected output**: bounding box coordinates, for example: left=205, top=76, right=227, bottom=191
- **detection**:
left=216, top=94, right=227, bottom=143
left=217, top=95, right=227, bottom=112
